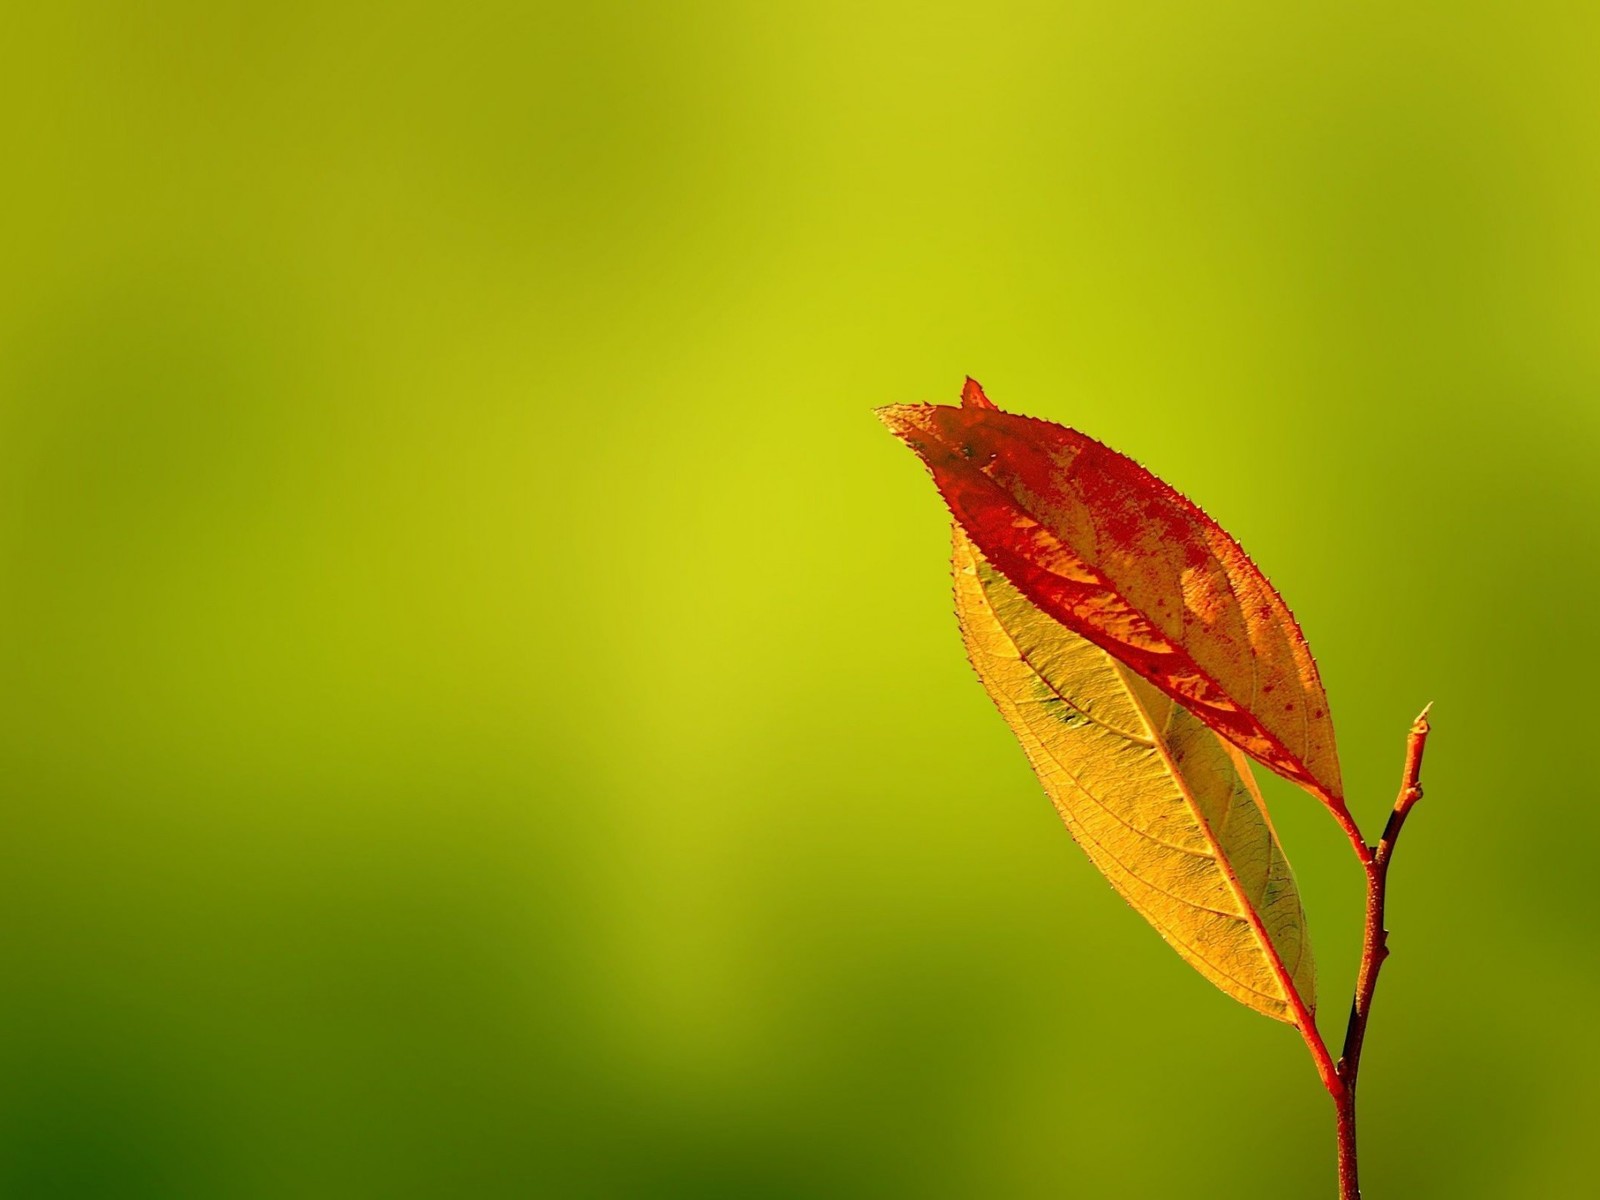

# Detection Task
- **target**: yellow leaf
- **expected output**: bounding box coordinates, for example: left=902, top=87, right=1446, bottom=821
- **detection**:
left=954, top=525, right=1317, bottom=1026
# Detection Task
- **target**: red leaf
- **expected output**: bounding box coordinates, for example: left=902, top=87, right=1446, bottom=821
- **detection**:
left=879, top=382, right=1345, bottom=814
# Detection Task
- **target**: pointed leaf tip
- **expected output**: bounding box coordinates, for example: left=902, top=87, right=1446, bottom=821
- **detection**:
left=962, top=377, right=996, bottom=410
left=874, top=402, right=940, bottom=446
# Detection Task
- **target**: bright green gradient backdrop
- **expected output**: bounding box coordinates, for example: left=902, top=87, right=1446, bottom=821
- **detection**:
left=3, top=3, right=1597, bottom=1197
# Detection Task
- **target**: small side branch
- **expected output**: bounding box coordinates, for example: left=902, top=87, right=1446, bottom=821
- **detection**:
left=1329, top=705, right=1434, bottom=1200
left=1343, top=705, right=1432, bottom=1083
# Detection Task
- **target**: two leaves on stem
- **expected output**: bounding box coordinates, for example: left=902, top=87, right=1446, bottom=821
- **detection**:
left=879, top=379, right=1342, bottom=1034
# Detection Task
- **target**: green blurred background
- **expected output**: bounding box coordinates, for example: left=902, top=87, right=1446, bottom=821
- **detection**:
left=2, top=3, right=1596, bottom=1197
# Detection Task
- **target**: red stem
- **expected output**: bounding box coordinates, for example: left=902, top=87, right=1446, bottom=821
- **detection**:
left=1321, top=705, right=1432, bottom=1200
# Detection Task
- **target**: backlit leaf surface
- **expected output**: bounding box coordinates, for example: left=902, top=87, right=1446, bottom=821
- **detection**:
left=954, top=524, right=1317, bottom=1025
left=881, top=386, right=1344, bottom=812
